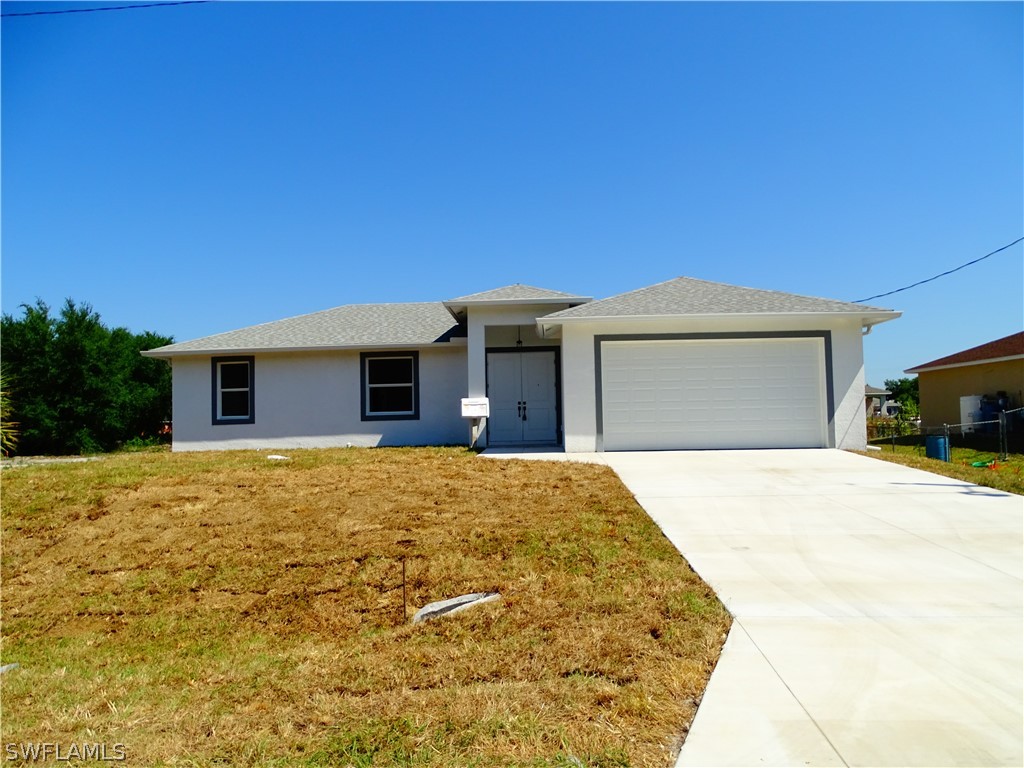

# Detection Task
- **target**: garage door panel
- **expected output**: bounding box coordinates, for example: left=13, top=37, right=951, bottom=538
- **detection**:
left=601, top=338, right=827, bottom=451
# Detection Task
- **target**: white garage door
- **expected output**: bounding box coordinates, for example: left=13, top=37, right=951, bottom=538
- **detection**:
left=600, top=338, right=828, bottom=451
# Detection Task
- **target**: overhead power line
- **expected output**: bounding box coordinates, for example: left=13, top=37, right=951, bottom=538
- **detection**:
left=854, top=236, right=1024, bottom=304
left=1, top=1, right=209, bottom=18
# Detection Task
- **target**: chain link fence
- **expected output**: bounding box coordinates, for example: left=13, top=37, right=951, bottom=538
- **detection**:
left=868, top=406, right=1024, bottom=461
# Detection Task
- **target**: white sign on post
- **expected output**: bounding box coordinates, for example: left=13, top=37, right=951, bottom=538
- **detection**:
left=461, top=397, right=490, bottom=418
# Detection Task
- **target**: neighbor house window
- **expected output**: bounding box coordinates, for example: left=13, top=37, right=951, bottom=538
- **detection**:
left=211, top=356, right=255, bottom=425
left=361, top=352, right=419, bottom=420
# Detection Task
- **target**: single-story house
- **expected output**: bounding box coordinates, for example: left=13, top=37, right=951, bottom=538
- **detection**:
left=905, top=331, right=1024, bottom=429
left=142, top=277, right=900, bottom=453
left=865, top=384, right=892, bottom=417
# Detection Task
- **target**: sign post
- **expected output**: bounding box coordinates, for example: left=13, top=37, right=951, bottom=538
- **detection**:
left=461, top=397, right=490, bottom=448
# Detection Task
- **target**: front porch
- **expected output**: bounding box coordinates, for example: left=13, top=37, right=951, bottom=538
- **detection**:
left=441, top=285, right=592, bottom=450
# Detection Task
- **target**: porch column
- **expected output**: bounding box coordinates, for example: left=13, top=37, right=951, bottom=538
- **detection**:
left=467, top=315, right=487, bottom=447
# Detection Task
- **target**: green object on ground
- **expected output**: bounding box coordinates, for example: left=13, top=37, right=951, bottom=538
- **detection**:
left=971, top=460, right=995, bottom=468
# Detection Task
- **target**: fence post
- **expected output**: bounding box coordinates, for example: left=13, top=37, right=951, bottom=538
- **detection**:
left=999, top=412, right=1008, bottom=461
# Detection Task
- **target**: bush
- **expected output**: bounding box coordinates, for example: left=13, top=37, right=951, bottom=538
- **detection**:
left=119, top=435, right=169, bottom=452
left=867, top=417, right=918, bottom=440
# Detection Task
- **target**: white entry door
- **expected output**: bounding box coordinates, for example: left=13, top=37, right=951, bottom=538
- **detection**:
left=486, top=350, right=558, bottom=445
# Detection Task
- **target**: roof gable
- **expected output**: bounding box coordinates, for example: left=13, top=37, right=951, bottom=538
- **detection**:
left=906, top=331, right=1024, bottom=373
left=542, top=277, right=896, bottom=320
left=144, top=302, right=463, bottom=357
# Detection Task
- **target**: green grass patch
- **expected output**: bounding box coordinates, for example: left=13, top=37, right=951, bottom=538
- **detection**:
left=860, top=444, right=1024, bottom=495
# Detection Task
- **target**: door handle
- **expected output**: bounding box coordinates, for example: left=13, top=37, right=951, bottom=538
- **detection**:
left=517, top=401, right=523, bottom=419
left=522, top=401, right=527, bottom=421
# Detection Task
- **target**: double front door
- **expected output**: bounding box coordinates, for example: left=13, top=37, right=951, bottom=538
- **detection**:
left=486, top=350, right=559, bottom=446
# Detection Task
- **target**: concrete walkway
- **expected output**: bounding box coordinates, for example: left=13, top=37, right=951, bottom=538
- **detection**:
left=601, top=449, right=1023, bottom=768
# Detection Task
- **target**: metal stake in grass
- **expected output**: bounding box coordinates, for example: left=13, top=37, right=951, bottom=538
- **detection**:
left=402, top=558, right=407, bottom=623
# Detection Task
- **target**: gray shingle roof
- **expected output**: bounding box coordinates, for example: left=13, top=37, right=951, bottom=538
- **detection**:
left=144, top=302, right=463, bottom=357
left=543, top=277, right=896, bottom=319
left=446, top=284, right=589, bottom=303
left=144, top=277, right=899, bottom=358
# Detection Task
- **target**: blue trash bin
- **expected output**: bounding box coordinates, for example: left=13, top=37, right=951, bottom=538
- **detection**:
left=925, top=435, right=950, bottom=462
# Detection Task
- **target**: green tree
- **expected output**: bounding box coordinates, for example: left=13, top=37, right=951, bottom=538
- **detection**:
left=0, top=299, right=172, bottom=455
left=882, top=376, right=920, bottom=434
left=884, top=377, right=920, bottom=408
left=1, top=299, right=60, bottom=453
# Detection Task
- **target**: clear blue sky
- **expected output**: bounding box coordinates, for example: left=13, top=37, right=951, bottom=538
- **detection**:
left=3, top=1, right=1021, bottom=385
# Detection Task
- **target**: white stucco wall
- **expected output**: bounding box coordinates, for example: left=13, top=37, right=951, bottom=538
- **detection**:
left=171, top=346, right=468, bottom=451
left=831, top=321, right=868, bottom=451
left=559, top=316, right=868, bottom=452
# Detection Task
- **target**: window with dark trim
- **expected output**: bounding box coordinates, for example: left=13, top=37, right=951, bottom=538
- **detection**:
left=211, top=356, right=255, bottom=425
left=361, top=352, right=419, bottom=420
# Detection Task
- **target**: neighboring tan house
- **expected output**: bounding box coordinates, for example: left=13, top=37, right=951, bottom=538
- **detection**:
left=142, top=277, right=900, bottom=453
left=905, top=331, right=1024, bottom=429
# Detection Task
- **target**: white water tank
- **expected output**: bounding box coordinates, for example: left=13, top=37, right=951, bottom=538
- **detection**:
left=960, top=395, right=983, bottom=433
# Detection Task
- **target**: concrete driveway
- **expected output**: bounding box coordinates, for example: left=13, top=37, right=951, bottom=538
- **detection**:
left=603, top=449, right=1022, bottom=768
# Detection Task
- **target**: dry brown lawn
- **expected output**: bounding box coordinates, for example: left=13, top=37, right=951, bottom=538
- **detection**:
left=1, top=447, right=730, bottom=767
